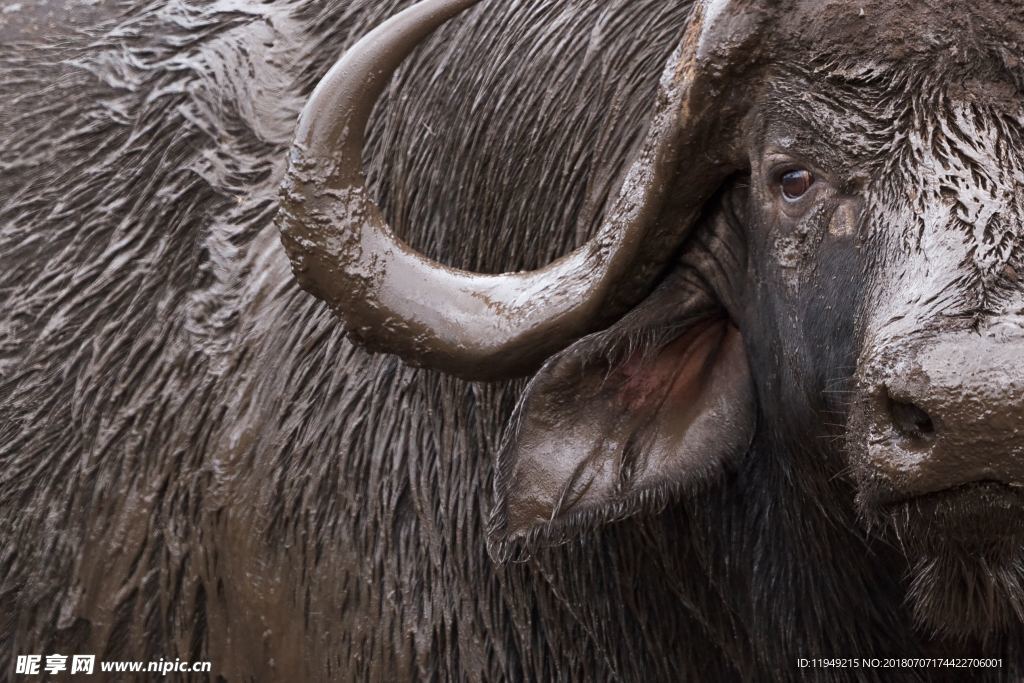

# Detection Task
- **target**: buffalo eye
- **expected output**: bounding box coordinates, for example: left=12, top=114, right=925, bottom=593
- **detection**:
left=780, top=169, right=814, bottom=201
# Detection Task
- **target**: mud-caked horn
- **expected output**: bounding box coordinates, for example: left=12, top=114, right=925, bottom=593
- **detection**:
left=277, top=0, right=764, bottom=381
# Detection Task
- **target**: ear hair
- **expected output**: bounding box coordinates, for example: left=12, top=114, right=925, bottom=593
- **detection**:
left=487, top=264, right=754, bottom=562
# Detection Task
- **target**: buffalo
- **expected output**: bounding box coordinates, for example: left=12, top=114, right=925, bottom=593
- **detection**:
left=4, top=0, right=1024, bottom=680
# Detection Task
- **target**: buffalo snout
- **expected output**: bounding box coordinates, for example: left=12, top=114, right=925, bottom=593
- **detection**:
left=852, top=329, right=1024, bottom=513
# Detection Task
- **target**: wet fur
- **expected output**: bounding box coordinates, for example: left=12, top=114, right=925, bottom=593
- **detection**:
left=3, top=1, right=1024, bottom=682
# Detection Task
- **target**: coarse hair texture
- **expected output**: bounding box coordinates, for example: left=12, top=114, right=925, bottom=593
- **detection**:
left=5, top=1, right=1024, bottom=681
left=0, top=1, right=744, bottom=680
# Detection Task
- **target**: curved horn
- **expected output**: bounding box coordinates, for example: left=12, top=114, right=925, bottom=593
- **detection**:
left=277, top=0, right=758, bottom=381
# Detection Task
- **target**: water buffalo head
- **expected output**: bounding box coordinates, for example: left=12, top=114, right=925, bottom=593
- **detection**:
left=277, top=0, right=1024, bottom=640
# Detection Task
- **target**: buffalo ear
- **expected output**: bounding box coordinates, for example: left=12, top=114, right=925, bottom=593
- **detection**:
left=487, top=277, right=755, bottom=561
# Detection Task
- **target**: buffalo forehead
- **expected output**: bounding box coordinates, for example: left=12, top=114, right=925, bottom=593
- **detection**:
left=774, top=0, right=1024, bottom=64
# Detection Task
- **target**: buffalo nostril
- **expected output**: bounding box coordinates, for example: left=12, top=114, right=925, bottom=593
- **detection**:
left=886, top=392, right=936, bottom=441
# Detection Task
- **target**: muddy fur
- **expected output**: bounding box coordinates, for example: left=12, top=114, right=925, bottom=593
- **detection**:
left=3, top=1, right=1024, bottom=682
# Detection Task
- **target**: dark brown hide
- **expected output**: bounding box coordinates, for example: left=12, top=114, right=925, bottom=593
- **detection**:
left=6, top=0, right=1024, bottom=681
left=3, top=2, right=735, bottom=680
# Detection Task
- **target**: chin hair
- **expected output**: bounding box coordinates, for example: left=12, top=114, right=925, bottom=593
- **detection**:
left=857, top=481, right=1024, bottom=641
left=903, top=539, right=1024, bottom=641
